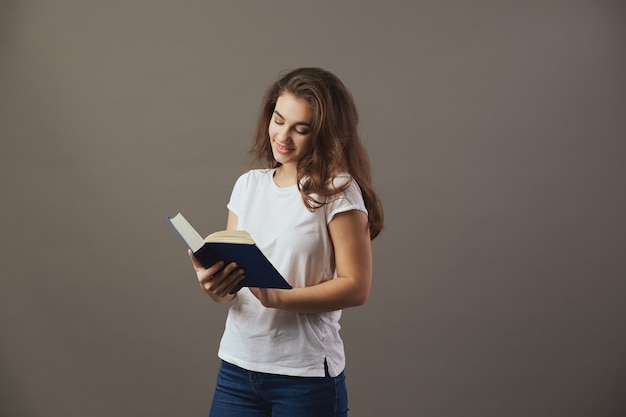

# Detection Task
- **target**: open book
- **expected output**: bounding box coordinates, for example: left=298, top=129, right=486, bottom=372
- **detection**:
left=167, top=213, right=292, bottom=293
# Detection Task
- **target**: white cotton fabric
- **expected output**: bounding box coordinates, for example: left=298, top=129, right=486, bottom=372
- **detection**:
left=217, top=168, right=367, bottom=377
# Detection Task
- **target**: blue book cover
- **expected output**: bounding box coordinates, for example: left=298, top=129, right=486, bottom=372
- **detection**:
left=168, top=213, right=292, bottom=294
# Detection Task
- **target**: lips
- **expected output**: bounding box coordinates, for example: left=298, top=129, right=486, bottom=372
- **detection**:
left=275, top=141, right=294, bottom=154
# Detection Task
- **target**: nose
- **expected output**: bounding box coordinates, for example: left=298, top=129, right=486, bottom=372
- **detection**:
left=275, top=125, right=291, bottom=142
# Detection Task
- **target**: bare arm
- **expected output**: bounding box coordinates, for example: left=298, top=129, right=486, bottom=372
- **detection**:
left=189, top=211, right=243, bottom=303
left=249, top=210, right=372, bottom=313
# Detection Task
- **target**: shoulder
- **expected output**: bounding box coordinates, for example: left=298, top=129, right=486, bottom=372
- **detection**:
left=323, top=173, right=367, bottom=221
left=228, top=169, right=275, bottom=210
left=238, top=168, right=274, bottom=181
left=304, top=171, right=354, bottom=192
left=328, top=172, right=363, bottom=199
left=328, top=172, right=353, bottom=191
left=301, top=172, right=356, bottom=199
left=235, top=169, right=274, bottom=186
left=230, top=169, right=274, bottom=200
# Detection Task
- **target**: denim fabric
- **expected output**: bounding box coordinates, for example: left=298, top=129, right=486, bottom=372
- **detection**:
left=209, top=361, right=349, bottom=417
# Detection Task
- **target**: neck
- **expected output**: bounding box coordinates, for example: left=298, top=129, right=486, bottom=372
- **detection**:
left=274, top=165, right=298, bottom=187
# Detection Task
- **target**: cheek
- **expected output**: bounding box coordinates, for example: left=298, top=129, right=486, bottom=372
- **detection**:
left=268, top=124, right=279, bottom=139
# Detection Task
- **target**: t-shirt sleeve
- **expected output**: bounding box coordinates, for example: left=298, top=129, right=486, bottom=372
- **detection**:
left=324, top=176, right=368, bottom=224
left=226, top=173, right=247, bottom=216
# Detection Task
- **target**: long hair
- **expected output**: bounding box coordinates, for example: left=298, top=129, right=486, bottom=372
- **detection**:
left=251, top=67, right=384, bottom=239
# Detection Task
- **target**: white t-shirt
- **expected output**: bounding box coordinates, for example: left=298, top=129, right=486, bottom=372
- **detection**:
left=217, top=168, right=367, bottom=377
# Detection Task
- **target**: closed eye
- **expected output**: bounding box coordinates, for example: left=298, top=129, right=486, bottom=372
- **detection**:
left=273, top=111, right=310, bottom=134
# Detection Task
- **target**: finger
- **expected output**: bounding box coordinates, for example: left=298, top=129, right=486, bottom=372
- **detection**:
left=206, top=261, right=226, bottom=277
left=212, top=268, right=243, bottom=294
left=213, top=268, right=245, bottom=297
left=187, top=250, right=204, bottom=270
left=199, top=262, right=240, bottom=293
left=216, top=262, right=240, bottom=278
left=199, top=262, right=226, bottom=286
left=188, top=250, right=225, bottom=274
left=200, top=276, right=215, bottom=291
left=198, top=269, right=215, bottom=287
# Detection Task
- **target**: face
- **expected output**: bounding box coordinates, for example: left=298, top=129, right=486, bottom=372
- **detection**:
left=269, top=92, right=314, bottom=168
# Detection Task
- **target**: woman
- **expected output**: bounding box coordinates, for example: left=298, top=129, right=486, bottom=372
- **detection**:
left=189, top=67, right=383, bottom=417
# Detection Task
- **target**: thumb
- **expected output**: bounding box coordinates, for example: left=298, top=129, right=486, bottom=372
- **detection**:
left=187, top=249, right=204, bottom=270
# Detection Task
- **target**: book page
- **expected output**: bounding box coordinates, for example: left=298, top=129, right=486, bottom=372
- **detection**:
left=205, top=230, right=254, bottom=244
left=168, top=213, right=205, bottom=252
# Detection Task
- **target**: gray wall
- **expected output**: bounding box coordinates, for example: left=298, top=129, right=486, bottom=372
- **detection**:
left=1, top=1, right=625, bottom=416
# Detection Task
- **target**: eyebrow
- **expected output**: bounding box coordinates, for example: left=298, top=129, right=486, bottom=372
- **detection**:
left=273, top=110, right=312, bottom=127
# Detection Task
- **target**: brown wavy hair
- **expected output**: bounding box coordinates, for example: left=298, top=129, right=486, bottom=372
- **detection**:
left=251, top=67, right=384, bottom=239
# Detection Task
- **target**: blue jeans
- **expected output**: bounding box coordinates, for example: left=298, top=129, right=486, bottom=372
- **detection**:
left=209, top=360, right=349, bottom=417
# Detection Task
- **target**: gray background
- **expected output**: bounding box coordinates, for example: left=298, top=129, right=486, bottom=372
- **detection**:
left=1, top=1, right=625, bottom=416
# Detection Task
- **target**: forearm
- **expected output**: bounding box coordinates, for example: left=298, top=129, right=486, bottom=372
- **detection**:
left=250, top=210, right=373, bottom=313
left=258, top=275, right=370, bottom=314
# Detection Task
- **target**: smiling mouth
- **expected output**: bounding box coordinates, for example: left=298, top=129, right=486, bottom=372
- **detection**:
left=276, top=142, right=294, bottom=152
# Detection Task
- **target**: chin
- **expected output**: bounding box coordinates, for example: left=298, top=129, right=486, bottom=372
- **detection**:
left=271, top=151, right=283, bottom=164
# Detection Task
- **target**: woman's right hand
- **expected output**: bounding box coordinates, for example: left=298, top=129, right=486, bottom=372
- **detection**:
left=188, top=249, right=245, bottom=303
